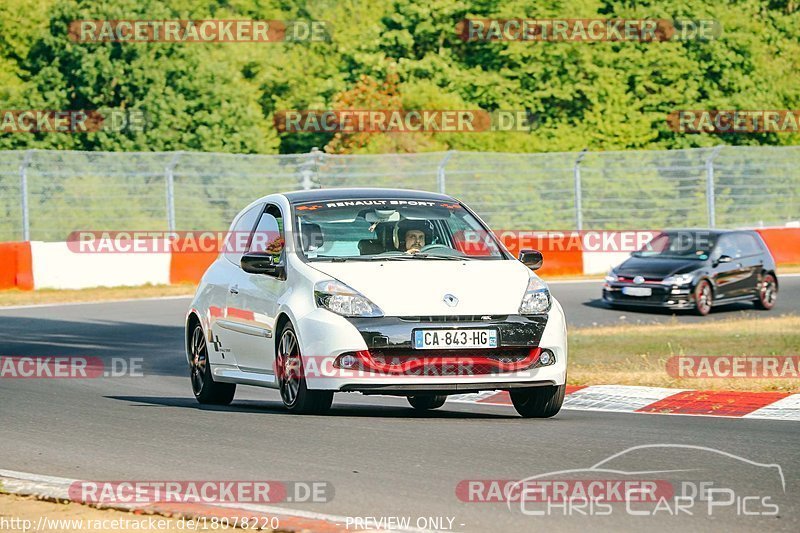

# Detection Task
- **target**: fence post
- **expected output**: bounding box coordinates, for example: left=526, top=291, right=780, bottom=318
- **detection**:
left=705, top=145, right=724, bottom=228
left=301, top=147, right=322, bottom=190
left=573, top=148, right=588, bottom=231
left=437, top=150, right=455, bottom=194
left=165, top=152, right=181, bottom=232
left=19, top=150, right=34, bottom=241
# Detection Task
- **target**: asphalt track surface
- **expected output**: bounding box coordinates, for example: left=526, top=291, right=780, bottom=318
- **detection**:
left=1, top=279, right=799, bottom=532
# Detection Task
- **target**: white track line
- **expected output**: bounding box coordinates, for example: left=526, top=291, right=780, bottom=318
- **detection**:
left=0, top=294, right=193, bottom=311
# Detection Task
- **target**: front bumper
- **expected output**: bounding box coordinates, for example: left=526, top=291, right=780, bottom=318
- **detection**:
left=602, top=282, right=695, bottom=309
left=294, top=303, right=568, bottom=392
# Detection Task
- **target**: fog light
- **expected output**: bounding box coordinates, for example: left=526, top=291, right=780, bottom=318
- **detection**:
left=339, top=354, right=358, bottom=369
left=538, top=349, right=555, bottom=366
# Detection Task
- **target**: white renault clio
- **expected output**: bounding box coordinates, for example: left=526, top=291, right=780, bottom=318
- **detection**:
left=186, top=188, right=568, bottom=417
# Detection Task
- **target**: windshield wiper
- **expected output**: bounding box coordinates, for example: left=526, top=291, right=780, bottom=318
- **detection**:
left=386, top=253, right=467, bottom=260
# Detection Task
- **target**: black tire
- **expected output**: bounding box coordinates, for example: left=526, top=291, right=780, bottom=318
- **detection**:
left=276, top=323, right=333, bottom=414
left=754, top=273, right=778, bottom=310
left=509, top=384, right=565, bottom=418
left=693, top=279, right=713, bottom=316
left=189, top=323, right=236, bottom=405
left=407, top=394, right=447, bottom=410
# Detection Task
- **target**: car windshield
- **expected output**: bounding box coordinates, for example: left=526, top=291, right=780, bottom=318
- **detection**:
left=631, top=231, right=717, bottom=260
left=292, top=198, right=506, bottom=261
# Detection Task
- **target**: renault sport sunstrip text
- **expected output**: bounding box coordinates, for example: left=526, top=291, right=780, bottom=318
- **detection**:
left=186, top=189, right=568, bottom=417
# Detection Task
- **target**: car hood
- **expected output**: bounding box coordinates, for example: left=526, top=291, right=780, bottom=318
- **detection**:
left=308, top=259, right=533, bottom=316
left=615, top=256, right=704, bottom=278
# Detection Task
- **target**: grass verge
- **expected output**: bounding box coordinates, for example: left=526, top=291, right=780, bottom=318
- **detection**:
left=0, top=284, right=196, bottom=307
left=570, top=315, right=800, bottom=392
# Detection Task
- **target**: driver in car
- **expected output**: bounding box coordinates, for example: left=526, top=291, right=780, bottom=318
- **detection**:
left=404, top=228, right=426, bottom=254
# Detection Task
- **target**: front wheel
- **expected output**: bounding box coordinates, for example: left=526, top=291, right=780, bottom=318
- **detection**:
left=408, top=394, right=447, bottom=410
left=276, top=323, right=333, bottom=414
left=510, top=384, right=565, bottom=418
left=189, top=324, right=236, bottom=405
left=754, top=274, right=778, bottom=310
left=693, top=280, right=713, bottom=316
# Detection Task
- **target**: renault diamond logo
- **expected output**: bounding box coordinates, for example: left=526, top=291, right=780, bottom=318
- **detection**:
left=633, top=276, right=645, bottom=284
left=443, top=294, right=458, bottom=307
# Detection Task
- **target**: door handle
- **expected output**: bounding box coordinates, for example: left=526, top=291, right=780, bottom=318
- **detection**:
left=229, top=285, right=239, bottom=295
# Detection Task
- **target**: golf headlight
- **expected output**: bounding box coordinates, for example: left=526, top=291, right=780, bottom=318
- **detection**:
left=519, top=276, right=551, bottom=314
left=604, top=269, right=619, bottom=283
left=314, top=280, right=384, bottom=317
left=662, top=273, right=694, bottom=286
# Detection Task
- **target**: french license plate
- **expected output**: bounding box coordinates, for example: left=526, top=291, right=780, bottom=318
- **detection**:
left=622, top=287, right=652, bottom=297
left=414, top=329, right=498, bottom=349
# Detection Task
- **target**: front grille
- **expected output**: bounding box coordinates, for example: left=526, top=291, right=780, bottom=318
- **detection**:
left=398, top=315, right=508, bottom=322
left=337, top=347, right=539, bottom=376
left=370, top=347, right=532, bottom=362
left=606, top=291, right=669, bottom=304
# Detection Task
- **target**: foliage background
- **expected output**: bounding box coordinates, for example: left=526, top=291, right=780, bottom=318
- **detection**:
left=0, top=0, right=798, bottom=154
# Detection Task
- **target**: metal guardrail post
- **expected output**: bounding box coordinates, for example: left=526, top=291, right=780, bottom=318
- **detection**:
left=437, top=150, right=455, bottom=194
left=573, top=148, right=588, bottom=231
left=705, top=145, right=724, bottom=228
left=165, top=152, right=181, bottom=232
left=301, top=147, right=322, bottom=190
left=19, top=150, right=34, bottom=241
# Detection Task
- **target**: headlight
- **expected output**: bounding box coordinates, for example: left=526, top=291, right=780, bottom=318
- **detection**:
left=519, top=276, right=552, bottom=314
left=662, top=273, right=694, bottom=286
left=604, top=269, right=619, bottom=283
left=314, top=280, right=384, bottom=317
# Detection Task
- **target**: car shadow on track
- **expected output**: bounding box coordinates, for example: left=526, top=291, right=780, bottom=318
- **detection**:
left=106, top=395, right=522, bottom=419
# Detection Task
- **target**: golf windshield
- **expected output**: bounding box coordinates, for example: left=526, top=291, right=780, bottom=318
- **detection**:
left=292, top=199, right=506, bottom=260
left=632, top=231, right=717, bottom=260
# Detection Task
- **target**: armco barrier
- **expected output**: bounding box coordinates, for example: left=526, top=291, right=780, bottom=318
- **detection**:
left=1, top=228, right=798, bottom=290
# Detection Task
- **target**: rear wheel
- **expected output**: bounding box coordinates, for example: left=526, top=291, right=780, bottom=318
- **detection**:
left=189, top=324, right=236, bottom=405
left=510, top=384, right=565, bottom=418
left=754, top=274, right=778, bottom=310
left=276, top=323, right=333, bottom=414
left=407, top=394, right=447, bottom=410
left=693, top=280, right=713, bottom=316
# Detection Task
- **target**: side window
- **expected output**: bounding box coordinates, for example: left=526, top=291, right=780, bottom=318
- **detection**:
left=249, top=204, right=285, bottom=258
left=734, top=233, right=762, bottom=256
left=715, top=235, right=741, bottom=259
left=224, top=204, right=263, bottom=265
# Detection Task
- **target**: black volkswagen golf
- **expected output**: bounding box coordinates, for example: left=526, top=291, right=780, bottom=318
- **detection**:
left=602, top=230, right=778, bottom=315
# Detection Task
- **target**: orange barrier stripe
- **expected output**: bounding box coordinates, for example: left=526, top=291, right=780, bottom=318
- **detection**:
left=755, top=228, right=800, bottom=266
left=0, top=242, right=33, bottom=290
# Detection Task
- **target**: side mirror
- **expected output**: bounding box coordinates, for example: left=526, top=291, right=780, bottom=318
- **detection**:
left=241, top=252, right=284, bottom=278
left=518, top=249, right=543, bottom=270
left=714, top=254, right=733, bottom=266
